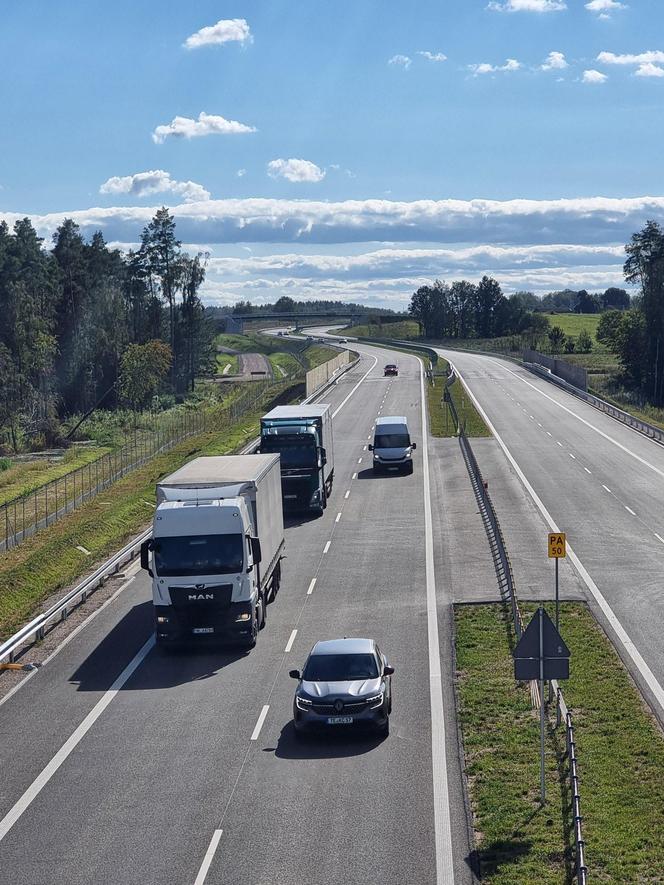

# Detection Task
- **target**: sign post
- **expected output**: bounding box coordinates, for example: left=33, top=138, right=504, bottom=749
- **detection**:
left=548, top=532, right=566, bottom=633
left=513, top=606, right=570, bottom=805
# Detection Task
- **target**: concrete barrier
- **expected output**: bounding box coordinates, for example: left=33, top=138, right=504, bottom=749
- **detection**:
left=305, top=351, right=351, bottom=397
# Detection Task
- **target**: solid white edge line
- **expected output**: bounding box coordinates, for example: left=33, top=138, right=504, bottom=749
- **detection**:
left=447, top=357, right=664, bottom=716
left=193, top=829, right=223, bottom=885
left=250, top=705, right=269, bottom=741
left=0, top=560, right=142, bottom=710
left=625, top=506, right=636, bottom=516
left=603, top=484, right=612, bottom=493
left=418, top=357, right=455, bottom=884
left=655, top=533, right=664, bottom=545
left=307, top=578, right=317, bottom=595
left=0, top=635, right=155, bottom=843
left=323, top=541, right=331, bottom=554
left=284, top=629, right=297, bottom=653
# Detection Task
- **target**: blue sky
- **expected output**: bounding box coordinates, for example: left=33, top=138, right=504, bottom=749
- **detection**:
left=2, top=0, right=664, bottom=306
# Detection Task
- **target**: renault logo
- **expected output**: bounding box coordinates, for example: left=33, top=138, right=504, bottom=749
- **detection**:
left=334, top=699, right=344, bottom=713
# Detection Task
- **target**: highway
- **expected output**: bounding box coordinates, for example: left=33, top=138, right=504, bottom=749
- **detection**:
left=440, top=347, right=664, bottom=723
left=0, top=342, right=477, bottom=885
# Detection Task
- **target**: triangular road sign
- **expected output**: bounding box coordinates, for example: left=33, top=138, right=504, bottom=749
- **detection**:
left=513, top=607, right=570, bottom=681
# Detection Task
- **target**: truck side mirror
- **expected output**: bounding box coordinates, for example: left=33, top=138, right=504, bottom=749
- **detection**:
left=251, top=537, right=262, bottom=565
left=411, top=442, right=417, bottom=450
left=368, top=444, right=374, bottom=451
left=319, top=447, right=327, bottom=466
left=140, top=539, right=153, bottom=577
left=289, top=669, right=301, bottom=679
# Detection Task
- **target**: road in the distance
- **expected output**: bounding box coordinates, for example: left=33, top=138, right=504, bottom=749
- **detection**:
left=0, top=343, right=473, bottom=885
left=441, top=347, right=664, bottom=720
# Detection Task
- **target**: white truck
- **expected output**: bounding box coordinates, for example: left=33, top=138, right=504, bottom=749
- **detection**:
left=140, top=454, right=284, bottom=649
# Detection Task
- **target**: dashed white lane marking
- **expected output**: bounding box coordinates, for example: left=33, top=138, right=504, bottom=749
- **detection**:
left=193, top=830, right=223, bottom=885
left=323, top=541, right=331, bottom=554
left=537, top=422, right=542, bottom=428
left=307, top=578, right=317, bottom=595
left=352, top=472, right=357, bottom=480
left=0, top=635, right=155, bottom=844
left=344, top=490, right=350, bottom=499
left=556, top=441, right=563, bottom=447
left=250, top=705, right=269, bottom=741
left=655, top=533, right=664, bottom=545
left=529, top=415, right=534, bottom=420
left=603, top=484, right=612, bottom=493
left=331, top=354, right=378, bottom=418
left=446, top=356, right=664, bottom=718
left=625, top=506, right=636, bottom=516
left=546, top=431, right=552, bottom=437
left=358, top=457, right=362, bottom=464
left=363, top=445, right=367, bottom=451
left=584, top=467, right=592, bottom=474
left=335, top=512, right=342, bottom=523
left=569, top=453, right=576, bottom=460
left=284, top=629, right=297, bottom=653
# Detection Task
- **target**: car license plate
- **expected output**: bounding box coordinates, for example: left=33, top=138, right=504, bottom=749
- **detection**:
left=193, top=627, right=214, bottom=634
left=327, top=716, right=353, bottom=725
left=284, top=494, right=297, bottom=499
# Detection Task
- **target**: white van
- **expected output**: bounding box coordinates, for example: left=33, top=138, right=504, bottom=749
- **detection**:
left=369, top=416, right=416, bottom=475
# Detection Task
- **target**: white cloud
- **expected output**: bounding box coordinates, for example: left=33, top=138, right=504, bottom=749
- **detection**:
left=418, top=51, right=447, bottom=62
left=99, top=170, right=210, bottom=203
left=585, top=0, right=626, bottom=16
left=597, top=50, right=664, bottom=66
left=236, top=169, right=247, bottom=178
left=152, top=111, right=256, bottom=143
left=388, top=54, right=412, bottom=69
left=541, top=51, right=568, bottom=71
left=488, top=0, right=566, bottom=12
left=470, top=58, right=521, bottom=75
left=6, top=195, right=664, bottom=249
left=636, top=62, right=664, bottom=78
left=267, top=158, right=326, bottom=183
left=184, top=18, right=252, bottom=50
left=583, top=69, right=608, bottom=83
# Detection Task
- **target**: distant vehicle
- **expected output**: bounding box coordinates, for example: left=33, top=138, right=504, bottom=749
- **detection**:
left=306, top=336, right=314, bottom=342
left=338, top=337, right=348, bottom=344
left=141, top=455, right=284, bottom=649
left=384, top=364, right=398, bottom=376
left=259, top=404, right=334, bottom=514
left=278, top=331, right=285, bottom=336
left=290, top=638, right=393, bottom=737
left=369, top=415, right=416, bottom=475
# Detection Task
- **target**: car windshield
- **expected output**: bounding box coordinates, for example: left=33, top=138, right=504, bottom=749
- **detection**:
left=303, top=653, right=379, bottom=681
left=154, top=534, right=244, bottom=577
left=374, top=433, right=410, bottom=448
left=261, top=437, right=318, bottom=468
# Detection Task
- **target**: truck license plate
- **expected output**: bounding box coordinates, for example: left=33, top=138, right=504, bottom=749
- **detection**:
left=193, top=627, right=214, bottom=634
left=327, top=716, right=353, bottom=725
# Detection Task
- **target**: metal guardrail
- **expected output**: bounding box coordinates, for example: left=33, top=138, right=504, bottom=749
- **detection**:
left=525, top=361, right=664, bottom=445
left=0, top=528, right=151, bottom=666
left=457, top=414, right=587, bottom=881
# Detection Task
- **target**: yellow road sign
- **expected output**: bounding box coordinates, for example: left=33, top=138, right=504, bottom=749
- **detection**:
left=548, top=532, right=566, bottom=558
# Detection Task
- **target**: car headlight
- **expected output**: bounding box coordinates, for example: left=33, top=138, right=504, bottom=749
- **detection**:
left=296, top=695, right=313, bottom=711
left=366, top=691, right=384, bottom=709
left=235, top=612, right=251, bottom=622
left=156, top=616, right=169, bottom=624
left=405, top=451, right=412, bottom=458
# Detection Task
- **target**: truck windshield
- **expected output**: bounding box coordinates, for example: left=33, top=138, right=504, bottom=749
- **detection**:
left=303, top=654, right=379, bottom=681
left=261, top=437, right=318, bottom=468
left=374, top=433, right=410, bottom=448
left=153, top=534, right=244, bottom=576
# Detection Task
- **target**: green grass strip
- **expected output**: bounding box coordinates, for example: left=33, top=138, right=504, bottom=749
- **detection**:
left=456, top=602, right=664, bottom=883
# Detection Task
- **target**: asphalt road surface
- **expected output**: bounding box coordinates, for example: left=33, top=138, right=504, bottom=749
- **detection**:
left=440, top=347, right=664, bottom=725
left=0, top=342, right=479, bottom=885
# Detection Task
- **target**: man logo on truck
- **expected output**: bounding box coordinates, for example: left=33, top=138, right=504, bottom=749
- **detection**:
left=188, top=593, right=214, bottom=601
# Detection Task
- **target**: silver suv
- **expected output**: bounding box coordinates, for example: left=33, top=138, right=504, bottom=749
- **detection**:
left=290, top=638, right=393, bottom=737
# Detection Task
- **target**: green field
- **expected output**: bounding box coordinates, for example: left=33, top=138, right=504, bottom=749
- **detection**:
left=456, top=602, right=664, bottom=883
left=214, top=353, right=239, bottom=375
left=335, top=320, right=419, bottom=340
left=0, top=446, right=111, bottom=506
left=543, top=313, right=602, bottom=340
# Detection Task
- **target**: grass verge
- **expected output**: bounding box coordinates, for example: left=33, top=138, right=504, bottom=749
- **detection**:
left=456, top=602, right=664, bottom=883
left=0, top=382, right=303, bottom=639
left=215, top=353, right=239, bottom=375
left=268, top=352, right=301, bottom=378
left=0, top=446, right=111, bottom=505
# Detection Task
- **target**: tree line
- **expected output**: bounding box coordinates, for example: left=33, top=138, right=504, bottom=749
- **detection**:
left=0, top=208, right=212, bottom=451
left=408, top=276, right=549, bottom=341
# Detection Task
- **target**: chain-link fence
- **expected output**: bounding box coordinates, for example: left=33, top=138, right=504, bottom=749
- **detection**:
left=0, top=381, right=279, bottom=553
